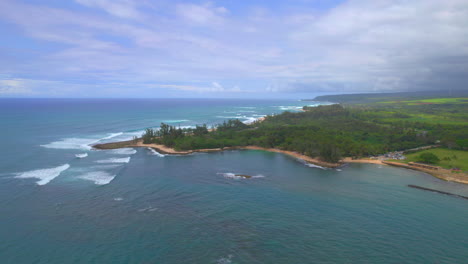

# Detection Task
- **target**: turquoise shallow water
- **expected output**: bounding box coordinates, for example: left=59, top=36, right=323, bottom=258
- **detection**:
left=0, top=99, right=467, bottom=263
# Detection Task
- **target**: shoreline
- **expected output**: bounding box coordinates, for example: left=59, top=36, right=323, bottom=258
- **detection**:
left=343, top=158, right=468, bottom=184
left=93, top=140, right=342, bottom=168
left=382, top=161, right=468, bottom=185
left=93, top=140, right=468, bottom=184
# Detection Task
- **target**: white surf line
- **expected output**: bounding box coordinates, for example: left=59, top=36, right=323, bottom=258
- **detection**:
left=15, top=164, right=70, bottom=185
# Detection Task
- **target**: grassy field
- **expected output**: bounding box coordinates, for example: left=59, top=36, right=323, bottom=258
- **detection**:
left=356, top=97, right=468, bottom=125
left=380, top=97, right=468, bottom=105
left=401, top=148, right=468, bottom=171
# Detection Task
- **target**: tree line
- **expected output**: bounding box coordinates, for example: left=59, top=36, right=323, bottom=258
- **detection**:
left=141, top=104, right=467, bottom=163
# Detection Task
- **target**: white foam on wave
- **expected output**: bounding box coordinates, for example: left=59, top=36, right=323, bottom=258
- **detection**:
left=162, top=119, right=190, bottom=123
left=147, top=147, right=165, bottom=157
left=106, top=130, right=145, bottom=142
left=179, top=125, right=195, bottom=129
left=217, top=255, right=234, bottom=264
left=216, top=115, right=262, bottom=124
left=278, top=105, right=303, bottom=111
left=108, top=148, right=137, bottom=155
left=95, top=157, right=131, bottom=164
left=15, top=164, right=70, bottom=185
left=41, top=138, right=96, bottom=150
left=216, top=116, right=241, bottom=119
left=138, top=206, right=158, bottom=212
left=78, top=171, right=115, bottom=185
left=217, top=172, right=265, bottom=180
left=305, top=162, right=326, bottom=170
left=242, top=117, right=260, bottom=124
left=75, top=153, right=88, bottom=159
left=41, top=132, right=125, bottom=150
left=252, top=175, right=265, bottom=178
left=92, top=164, right=122, bottom=170
left=101, top=132, right=123, bottom=140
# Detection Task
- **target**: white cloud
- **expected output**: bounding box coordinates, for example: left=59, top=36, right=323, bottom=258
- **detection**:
left=75, top=0, right=142, bottom=19
left=0, top=0, right=467, bottom=96
left=0, top=79, right=32, bottom=95
left=157, top=82, right=248, bottom=93
left=176, top=2, right=228, bottom=25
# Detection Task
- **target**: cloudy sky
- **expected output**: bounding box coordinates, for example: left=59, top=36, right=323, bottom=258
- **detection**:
left=1, top=0, right=467, bottom=98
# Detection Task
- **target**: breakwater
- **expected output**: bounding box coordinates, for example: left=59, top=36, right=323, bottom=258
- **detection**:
left=408, top=185, right=468, bottom=200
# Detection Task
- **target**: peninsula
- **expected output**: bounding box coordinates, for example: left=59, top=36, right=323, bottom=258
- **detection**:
left=94, top=92, right=468, bottom=184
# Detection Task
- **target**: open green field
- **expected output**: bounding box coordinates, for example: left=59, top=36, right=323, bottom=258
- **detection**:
left=380, top=97, right=468, bottom=105
left=402, top=148, right=468, bottom=171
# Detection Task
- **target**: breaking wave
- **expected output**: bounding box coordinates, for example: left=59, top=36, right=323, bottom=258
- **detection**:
left=108, top=148, right=137, bottom=155
left=92, top=164, right=122, bottom=170
left=101, top=132, right=123, bottom=140
left=242, top=117, right=260, bottom=124
left=15, top=164, right=70, bottom=185
left=75, top=153, right=88, bottom=159
left=217, top=172, right=265, bottom=180
left=41, top=138, right=97, bottom=150
left=78, top=171, right=115, bottom=185
left=304, top=162, right=326, bottom=170
left=41, top=132, right=125, bottom=150
left=277, top=106, right=303, bottom=111
left=162, top=119, right=190, bottom=123
left=216, top=255, right=234, bottom=264
left=147, top=147, right=165, bottom=157
left=216, top=115, right=263, bottom=124
left=95, top=157, right=131, bottom=164
left=138, top=206, right=158, bottom=212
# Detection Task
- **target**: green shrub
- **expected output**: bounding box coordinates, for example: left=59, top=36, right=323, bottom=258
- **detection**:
left=417, top=152, right=440, bottom=164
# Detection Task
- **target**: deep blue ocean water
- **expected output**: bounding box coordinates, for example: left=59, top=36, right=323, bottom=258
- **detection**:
left=0, top=98, right=467, bottom=264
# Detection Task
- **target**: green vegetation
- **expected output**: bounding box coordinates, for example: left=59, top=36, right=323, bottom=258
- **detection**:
left=417, top=152, right=440, bottom=164
left=402, top=148, right=468, bottom=171
left=142, top=98, right=467, bottom=163
left=381, top=97, right=468, bottom=105
left=309, top=90, right=468, bottom=105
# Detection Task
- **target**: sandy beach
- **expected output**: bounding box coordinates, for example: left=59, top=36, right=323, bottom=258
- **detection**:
left=382, top=161, right=468, bottom=185
left=240, top=146, right=341, bottom=168
left=341, top=157, right=384, bottom=165
left=93, top=140, right=341, bottom=168
left=343, top=158, right=468, bottom=184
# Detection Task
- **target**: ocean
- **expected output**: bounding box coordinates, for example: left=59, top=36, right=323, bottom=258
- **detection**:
left=0, top=98, right=467, bottom=263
